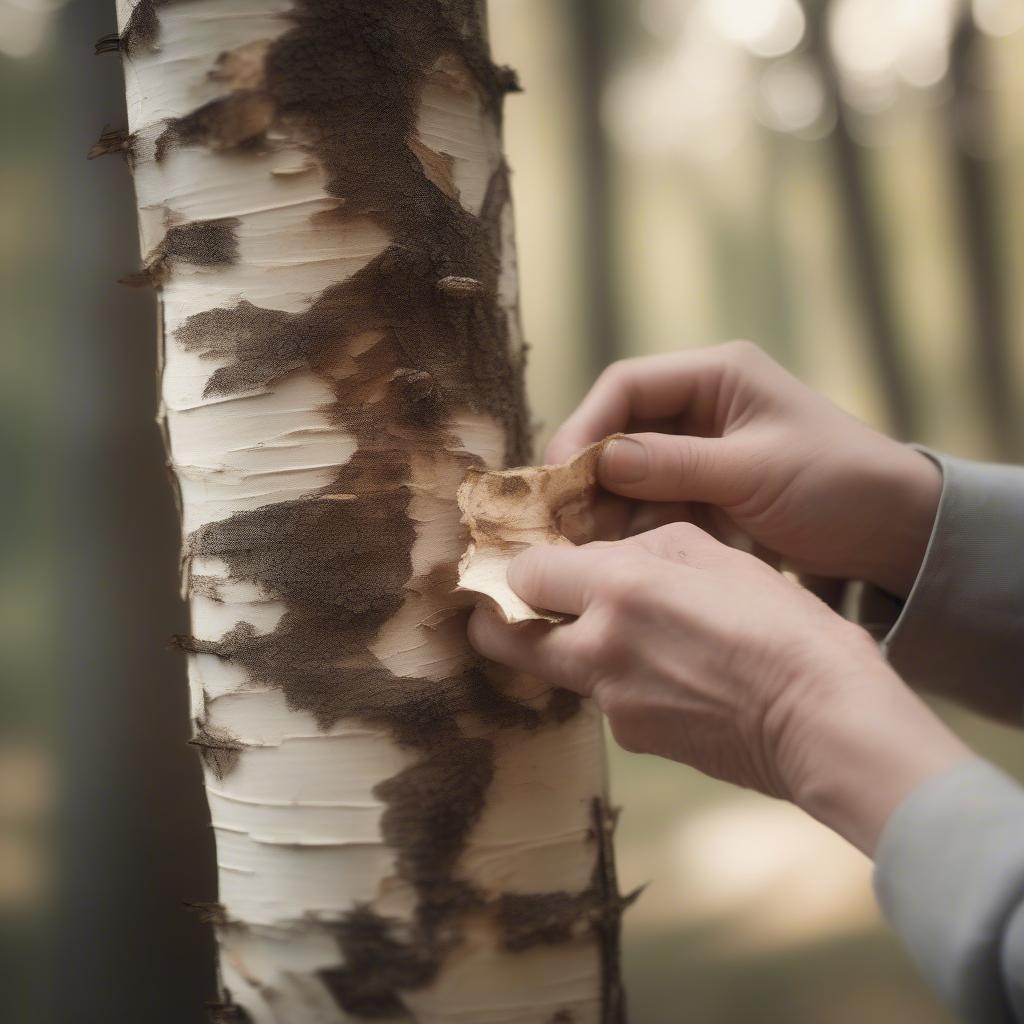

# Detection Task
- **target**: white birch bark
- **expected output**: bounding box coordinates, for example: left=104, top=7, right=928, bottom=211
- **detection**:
left=111, top=2, right=625, bottom=1021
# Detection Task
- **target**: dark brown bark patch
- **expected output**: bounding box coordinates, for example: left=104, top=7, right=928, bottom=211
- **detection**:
left=375, top=727, right=494, bottom=919
left=189, top=725, right=243, bottom=781
left=320, top=907, right=438, bottom=1018
left=131, top=218, right=240, bottom=286
left=161, top=220, right=240, bottom=267
left=497, top=889, right=601, bottom=952
left=156, top=93, right=275, bottom=161
left=497, top=475, right=530, bottom=498
left=120, top=0, right=164, bottom=56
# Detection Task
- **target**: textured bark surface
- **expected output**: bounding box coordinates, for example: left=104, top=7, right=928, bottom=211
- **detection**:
left=111, top=1, right=625, bottom=1021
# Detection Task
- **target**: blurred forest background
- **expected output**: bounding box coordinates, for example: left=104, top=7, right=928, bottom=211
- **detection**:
left=2, top=0, right=1024, bottom=1021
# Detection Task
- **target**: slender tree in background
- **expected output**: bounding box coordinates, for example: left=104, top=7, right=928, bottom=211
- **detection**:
left=946, top=10, right=1020, bottom=460
left=568, top=0, right=618, bottom=379
left=803, top=0, right=918, bottom=441
left=106, top=1, right=625, bottom=1020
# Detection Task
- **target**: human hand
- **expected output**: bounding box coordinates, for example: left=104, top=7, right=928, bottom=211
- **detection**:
left=546, top=342, right=941, bottom=598
left=469, top=523, right=970, bottom=854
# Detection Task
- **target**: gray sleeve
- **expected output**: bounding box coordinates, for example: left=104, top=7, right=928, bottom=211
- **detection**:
left=874, top=758, right=1024, bottom=1023
left=861, top=451, right=1024, bottom=723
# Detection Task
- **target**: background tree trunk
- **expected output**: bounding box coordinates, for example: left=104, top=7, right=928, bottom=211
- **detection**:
left=803, top=0, right=918, bottom=441
left=57, top=3, right=217, bottom=1021
left=112, top=1, right=624, bottom=1021
left=945, top=10, right=1020, bottom=459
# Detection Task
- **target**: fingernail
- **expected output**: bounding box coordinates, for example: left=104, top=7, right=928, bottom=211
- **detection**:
left=602, top=437, right=649, bottom=483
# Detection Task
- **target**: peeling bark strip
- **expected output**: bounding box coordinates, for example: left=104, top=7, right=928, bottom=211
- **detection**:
left=189, top=725, right=243, bottom=781
left=113, top=0, right=626, bottom=1020
left=86, top=124, right=133, bottom=161
left=207, top=1000, right=254, bottom=1024
left=94, top=31, right=123, bottom=55
left=457, top=441, right=614, bottom=623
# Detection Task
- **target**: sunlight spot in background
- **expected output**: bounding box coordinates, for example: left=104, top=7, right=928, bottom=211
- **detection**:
left=604, top=41, right=743, bottom=161
left=706, top=0, right=806, bottom=59
left=612, top=0, right=980, bottom=160
left=755, top=56, right=833, bottom=138
left=0, top=0, right=68, bottom=59
left=605, top=5, right=749, bottom=162
left=627, top=0, right=1024, bottom=154
left=631, top=794, right=878, bottom=955
left=973, top=0, right=1024, bottom=37
left=621, top=0, right=812, bottom=161
left=829, top=0, right=959, bottom=110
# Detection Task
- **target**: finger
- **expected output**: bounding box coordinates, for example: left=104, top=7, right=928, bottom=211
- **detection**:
left=506, top=544, right=606, bottom=616
left=467, top=608, right=592, bottom=693
left=467, top=608, right=554, bottom=674
left=625, top=522, right=769, bottom=577
left=545, top=349, right=732, bottom=462
left=599, top=432, right=751, bottom=506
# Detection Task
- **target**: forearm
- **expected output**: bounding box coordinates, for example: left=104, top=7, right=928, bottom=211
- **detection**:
left=853, top=443, right=942, bottom=599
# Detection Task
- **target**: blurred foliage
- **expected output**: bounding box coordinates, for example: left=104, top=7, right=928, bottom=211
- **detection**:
left=0, top=32, right=61, bottom=1024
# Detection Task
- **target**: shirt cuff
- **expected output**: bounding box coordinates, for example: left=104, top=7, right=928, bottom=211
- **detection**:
left=879, top=450, right=1024, bottom=723
left=874, top=758, right=1024, bottom=1023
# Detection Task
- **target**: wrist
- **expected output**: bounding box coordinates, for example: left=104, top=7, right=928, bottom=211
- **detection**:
left=859, top=445, right=942, bottom=599
left=784, top=662, right=971, bottom=855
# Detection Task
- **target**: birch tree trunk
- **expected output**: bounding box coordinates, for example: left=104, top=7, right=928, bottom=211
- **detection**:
left=108, top=1, right=625, bottom=1021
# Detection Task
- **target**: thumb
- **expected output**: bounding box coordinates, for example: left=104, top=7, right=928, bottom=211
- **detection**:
left=599, top=432, right=749, bottom=505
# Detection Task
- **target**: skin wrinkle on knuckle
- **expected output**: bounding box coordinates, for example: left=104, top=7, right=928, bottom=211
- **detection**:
left=601, top=359, right=632, bottom=391
left=733, top=440, right=784, bottom=507
left=651, top=520, right=706, bottom=553
left=725, top=457, right=785, bottom=528
left=582, top=538, right=618, bottom=552
left=714, top=345, right=760, bottom=405
left=722, top=338, right=761, bottom=364
left=664, top=433, right=701, bottom=485
left=598, top=564, right=649, bottom=615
